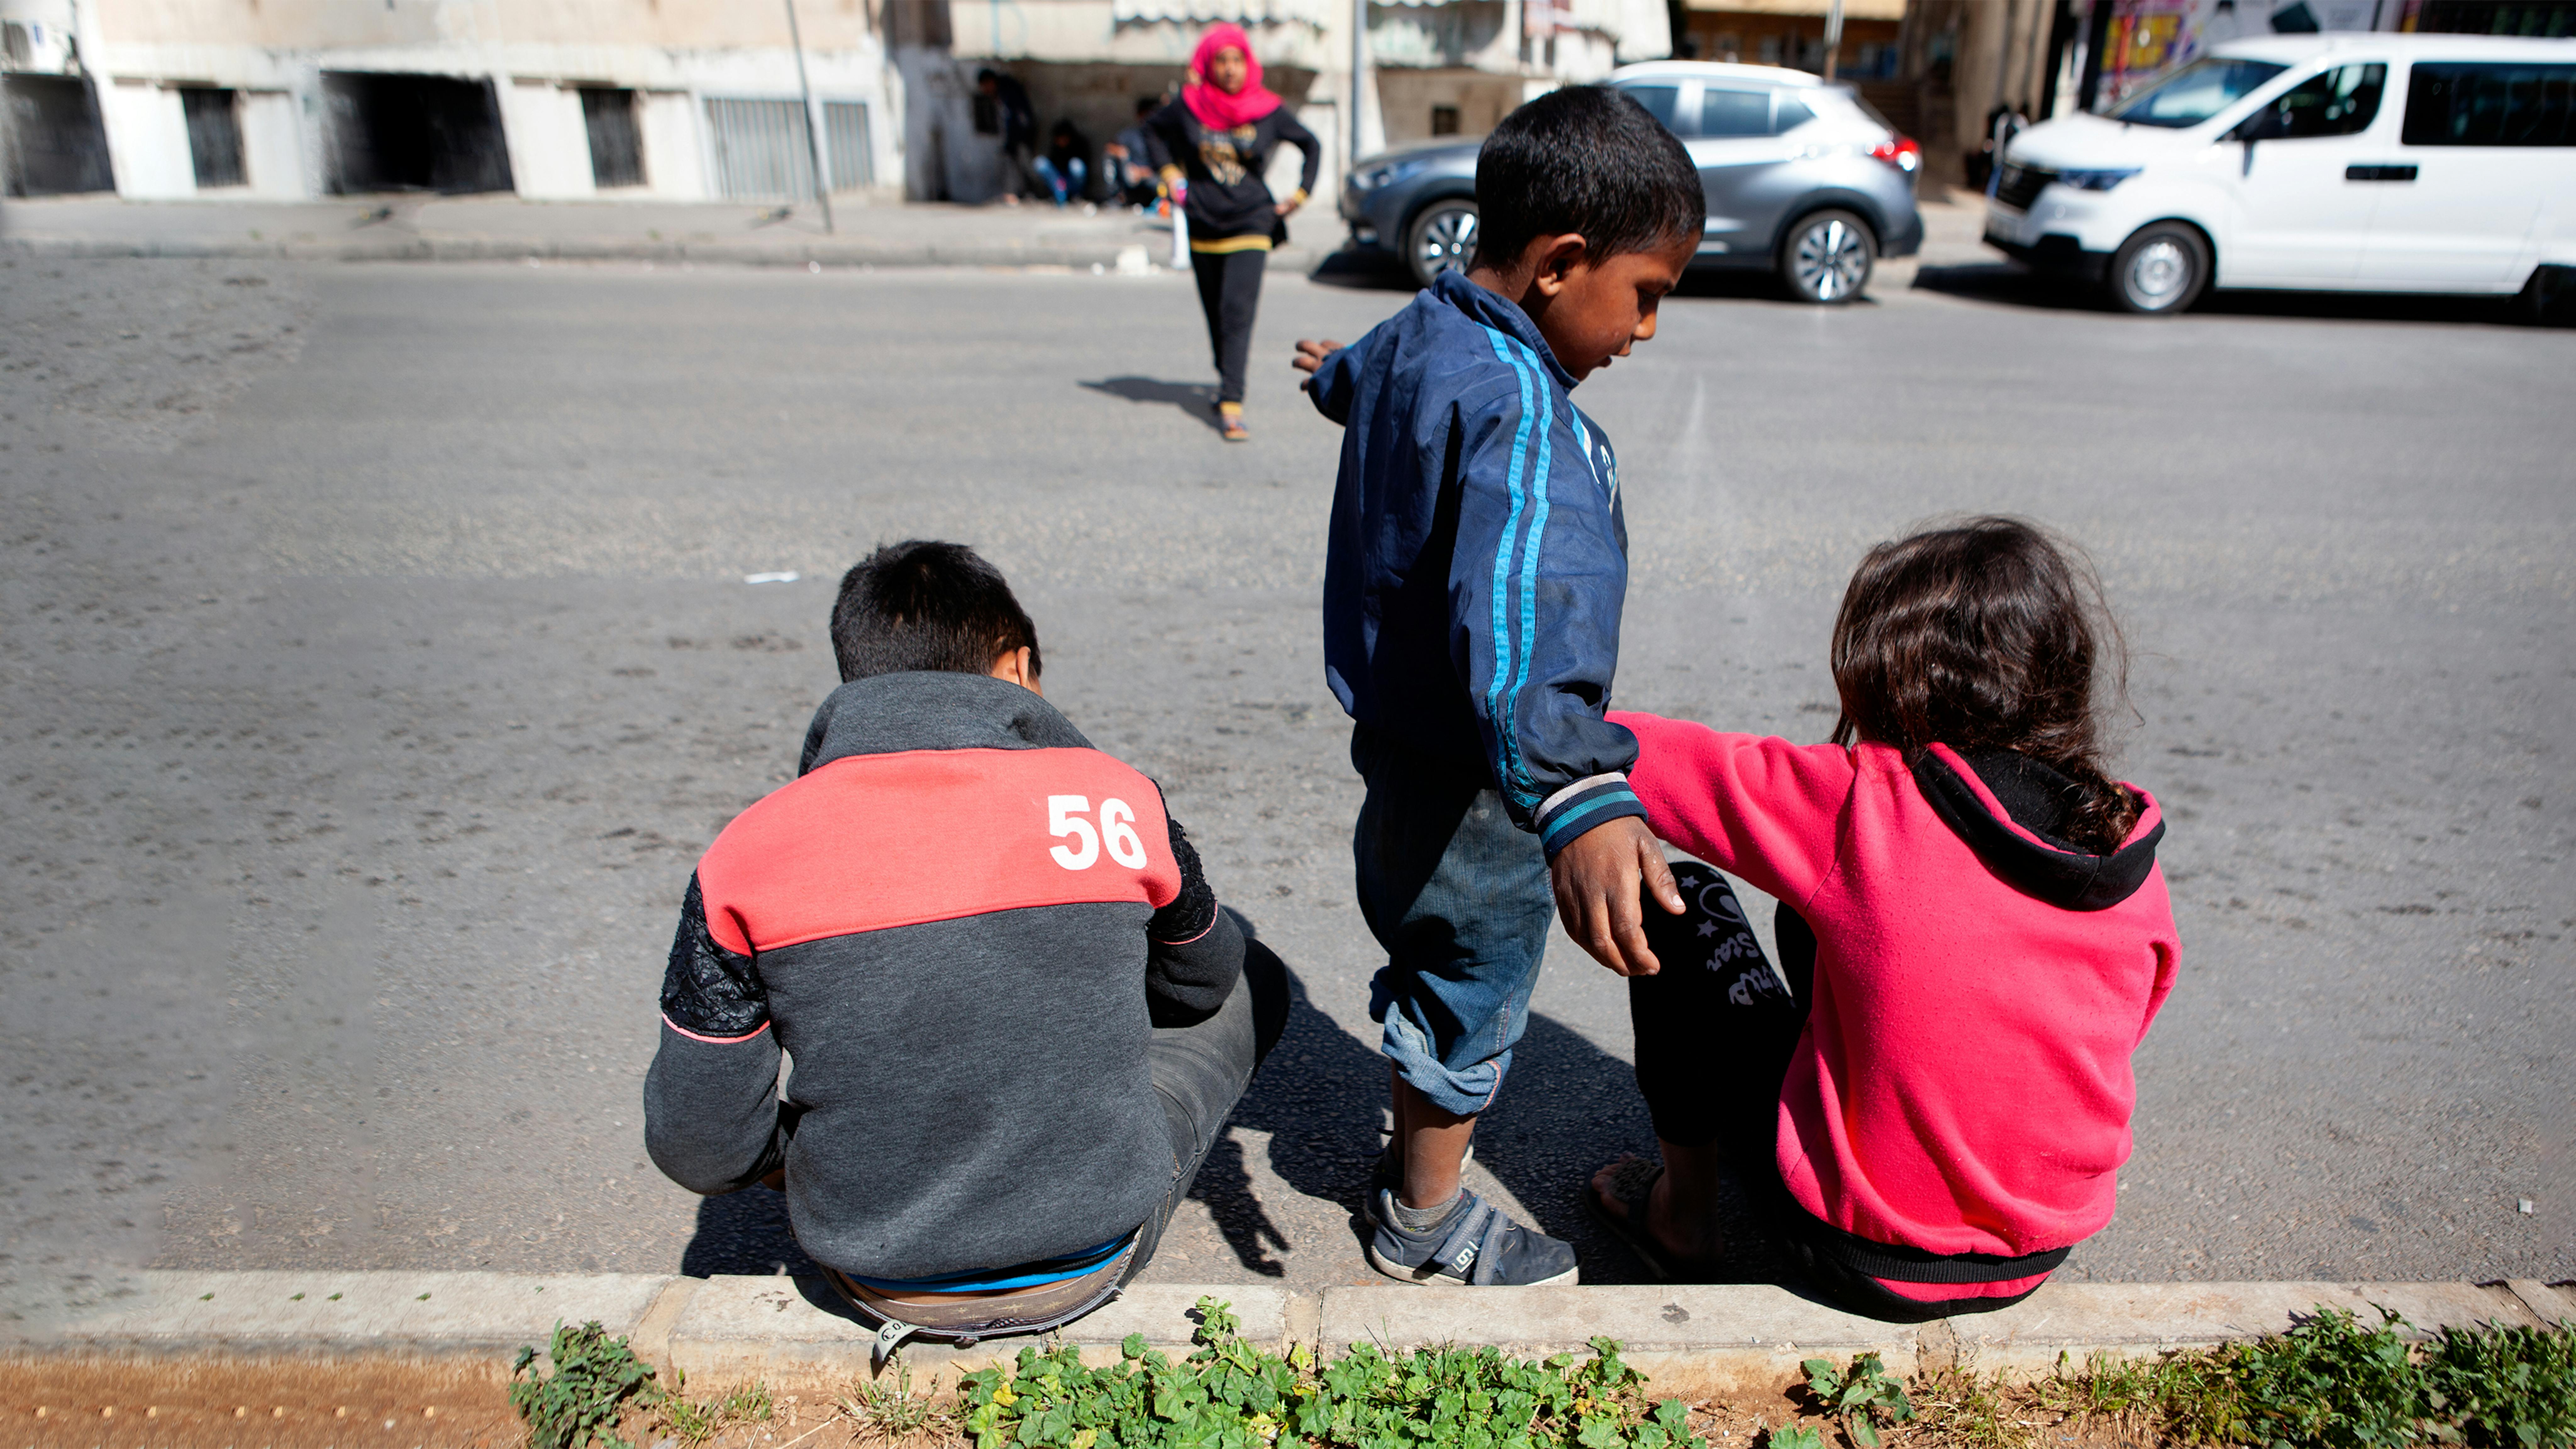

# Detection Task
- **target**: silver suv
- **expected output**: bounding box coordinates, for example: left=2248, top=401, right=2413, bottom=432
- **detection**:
left=1339, top=63, right=1924, bottom=303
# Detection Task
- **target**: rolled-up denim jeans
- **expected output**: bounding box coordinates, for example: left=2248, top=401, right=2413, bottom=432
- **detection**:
left=1351, top=724, right=1554, bottom=1118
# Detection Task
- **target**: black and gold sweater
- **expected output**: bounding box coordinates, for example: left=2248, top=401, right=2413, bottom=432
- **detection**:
left=1144, top=102, right=1323, bottom=252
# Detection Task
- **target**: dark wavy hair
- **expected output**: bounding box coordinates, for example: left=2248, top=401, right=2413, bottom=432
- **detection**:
left=1829, top=517, right=2140, bottom=852
left=830, top=539, right=1041, bottom=684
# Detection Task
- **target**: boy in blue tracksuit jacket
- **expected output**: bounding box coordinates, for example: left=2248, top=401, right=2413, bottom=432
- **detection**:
left=1294, top=87, right=1706, bottom=1286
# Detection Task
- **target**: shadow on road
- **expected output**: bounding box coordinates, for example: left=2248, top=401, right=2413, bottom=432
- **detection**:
left=1476, top=1010, right=1796, bottom=1287
left=679, top=1181, right=820, bottom=1278
left=1080, top=375, right=1225, bottom=433
left=1913, top=261, right=2560, bottom=328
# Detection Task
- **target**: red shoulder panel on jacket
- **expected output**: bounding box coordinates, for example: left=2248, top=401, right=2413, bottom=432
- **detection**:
left=694, top=748, right=1180, bottom=955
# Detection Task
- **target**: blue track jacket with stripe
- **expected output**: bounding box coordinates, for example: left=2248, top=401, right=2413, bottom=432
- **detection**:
left=1308, top=269, right=1646, bottom=859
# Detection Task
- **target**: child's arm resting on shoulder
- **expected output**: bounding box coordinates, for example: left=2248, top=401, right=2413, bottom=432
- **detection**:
left=1608, top=709, right=1856, bottom=909
left=643, top=873, right=789, bottom=1195
left=1143, top=812, right=1244, bottom=1026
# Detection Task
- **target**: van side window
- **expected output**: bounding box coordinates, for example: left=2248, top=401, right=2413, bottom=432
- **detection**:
left=2401, top=62, right=2576, bottom=147
left=1699, top=87, right=1771, bottom=137
left=2250, top=63, right=2387, bottom=139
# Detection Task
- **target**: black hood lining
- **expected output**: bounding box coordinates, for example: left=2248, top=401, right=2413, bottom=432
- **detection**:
left=1911, top=747, right=2161, bottom=912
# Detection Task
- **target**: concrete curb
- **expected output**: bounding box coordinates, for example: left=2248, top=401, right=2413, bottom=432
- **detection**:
left=0, top=234, right=1324, bottom=272
left=19, top=1273, right=2570, bottom=1393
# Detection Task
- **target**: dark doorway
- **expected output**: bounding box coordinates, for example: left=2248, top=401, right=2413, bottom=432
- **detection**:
left=580, top=86, right=644, bottom=188
left=181, top=86, right=246, bottom=188
left=2, top=74, right=115, bottom=197
left=321, top=71, right=515, bottom=194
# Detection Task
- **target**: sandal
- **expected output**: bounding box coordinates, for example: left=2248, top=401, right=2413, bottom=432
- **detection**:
left=1585, top=1154, right=1721, bottom=1283
left=1217, top=402, right=1249, bottom=441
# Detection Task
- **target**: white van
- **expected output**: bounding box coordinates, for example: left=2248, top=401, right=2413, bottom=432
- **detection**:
left=1983, top=34, right=2575, bottom=314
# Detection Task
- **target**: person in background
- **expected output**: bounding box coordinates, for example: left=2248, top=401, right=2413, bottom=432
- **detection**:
left=1035, top=118, right=1092, bottom=208
left=1104, top=97, right=1165, bottom=211
left=1145, top=25, right=1319, bottom=442
left=976, top=68, right=1041, bottom=203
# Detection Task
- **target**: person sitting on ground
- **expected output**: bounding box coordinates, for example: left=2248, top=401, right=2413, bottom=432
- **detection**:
left=1289, top=86, right=1704, bottom=1286
left=1035, top=118, right=1092, bottom=208
left=1586, top=517, right=2180, bottom=1321
left=1104, top=97, right=1164, bottom=210
left=643, top=539, right=1287, bottom=1351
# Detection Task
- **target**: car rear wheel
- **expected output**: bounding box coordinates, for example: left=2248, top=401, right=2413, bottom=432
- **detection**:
left=1779, top=209, right=1876, bottom=305
left=2107, top=222, right=2210, bottom=315
left=1405, top=199, right=1479, bottom=288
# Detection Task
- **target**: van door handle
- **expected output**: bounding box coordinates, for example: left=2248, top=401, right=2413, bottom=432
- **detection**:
left=2345, top=164, right=2418, bottom=182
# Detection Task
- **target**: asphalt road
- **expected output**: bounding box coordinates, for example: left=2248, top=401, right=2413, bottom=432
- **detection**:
left=2, top=249, right=2568, bottom=1331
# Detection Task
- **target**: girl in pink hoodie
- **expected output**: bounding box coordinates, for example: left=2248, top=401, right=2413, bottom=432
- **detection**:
left=1584, top=517, right=2180, bottom=1321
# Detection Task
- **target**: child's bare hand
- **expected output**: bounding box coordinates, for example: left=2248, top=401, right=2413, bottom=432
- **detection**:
left=1549, top=816, right=1684, bottom=977
left=1292, top=338, right=1342, bottom=376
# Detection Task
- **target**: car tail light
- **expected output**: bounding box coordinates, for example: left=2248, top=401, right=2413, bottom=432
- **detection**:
left=1870, top=135, right=1922, bottom=174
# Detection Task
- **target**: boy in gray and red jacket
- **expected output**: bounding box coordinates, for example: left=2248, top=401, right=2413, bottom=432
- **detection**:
left=644, top=540, right=1286, bottom=1352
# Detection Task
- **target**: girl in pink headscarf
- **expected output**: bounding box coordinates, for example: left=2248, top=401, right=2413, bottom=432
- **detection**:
left=1143, top=23, right=1321, bottom=441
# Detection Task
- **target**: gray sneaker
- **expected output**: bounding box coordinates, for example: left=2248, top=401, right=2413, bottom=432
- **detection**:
left=1366, top=1188, right=1580, bottom=1287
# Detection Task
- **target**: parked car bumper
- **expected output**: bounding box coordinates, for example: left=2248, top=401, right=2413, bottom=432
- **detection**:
left=1988, top=231, right=2114, bottom=282
left=1985, top=193, right=2123, bottom=277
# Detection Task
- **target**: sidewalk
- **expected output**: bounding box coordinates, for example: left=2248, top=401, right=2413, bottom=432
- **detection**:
left=24, top=1271, right=2572, bottom=1394
left=0, top=191, right=1990, bottom=276
left=0, top=193, right=1319, bottom=271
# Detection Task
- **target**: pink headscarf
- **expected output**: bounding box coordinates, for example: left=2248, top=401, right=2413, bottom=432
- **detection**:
left=1183, top=23, right=1283, bottom=131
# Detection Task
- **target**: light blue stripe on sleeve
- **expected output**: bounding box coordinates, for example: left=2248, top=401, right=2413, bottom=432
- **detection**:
left=1502, top=336, right=1555, bottom=811
left=1479, top=326, right=1540, bottom=805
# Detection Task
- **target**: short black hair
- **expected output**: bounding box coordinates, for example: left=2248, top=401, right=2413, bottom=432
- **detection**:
left=976, top=68, right=1001, bottom=86
left=830, top=540, right=1042, bottom=684
left=1471, top=86, right=1703, bottom=271
left=1135, top=96, right=1158, bottom=117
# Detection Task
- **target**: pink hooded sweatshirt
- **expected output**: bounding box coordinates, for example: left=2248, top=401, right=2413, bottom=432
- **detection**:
left=1612, top=711, right=2180, bottom=1298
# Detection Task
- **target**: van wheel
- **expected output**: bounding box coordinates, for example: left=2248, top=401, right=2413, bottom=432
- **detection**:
left=1779, top=209, right=1875, bottom=304
left=2108, top=223, right=2210, bottom=314
left=1405, top=199, right=1479, bottom=289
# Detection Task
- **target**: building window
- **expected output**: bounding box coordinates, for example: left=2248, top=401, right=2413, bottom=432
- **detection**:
left=180, top=86, right=247, bottom=188
left=1430, top=104, right=1461, bottom=136
left=580, top=86, right=645, bottom=187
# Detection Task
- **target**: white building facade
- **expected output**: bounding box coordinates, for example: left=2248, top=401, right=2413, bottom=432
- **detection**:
left=2, top=0, right=904, bottom=204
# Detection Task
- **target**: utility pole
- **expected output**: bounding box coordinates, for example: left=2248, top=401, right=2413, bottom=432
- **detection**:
left=1822, top=0, right=1844, bottom=81
left=785, top=0, right=836, bottom=234
left=1351, top=0, right=1369, bottom=170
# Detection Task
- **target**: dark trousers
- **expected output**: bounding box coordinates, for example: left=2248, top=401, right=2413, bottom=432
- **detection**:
left=1629, top=869, right=2050, bottom=1323
left=1122, top=935, right=1290, bottom=1282
left=1190, top=247, right=1267, bottom=405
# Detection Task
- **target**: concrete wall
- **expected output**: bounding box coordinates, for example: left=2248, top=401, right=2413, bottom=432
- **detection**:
left=53, top=0, right=898, bottom=202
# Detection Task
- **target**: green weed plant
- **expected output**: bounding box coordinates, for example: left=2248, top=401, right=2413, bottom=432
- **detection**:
left=953, top=1295, right=1702, bottom=1449
left=510, top=1319, right=663, bottom=1449
left=1802, top=1352, right=1915, bottom=1448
